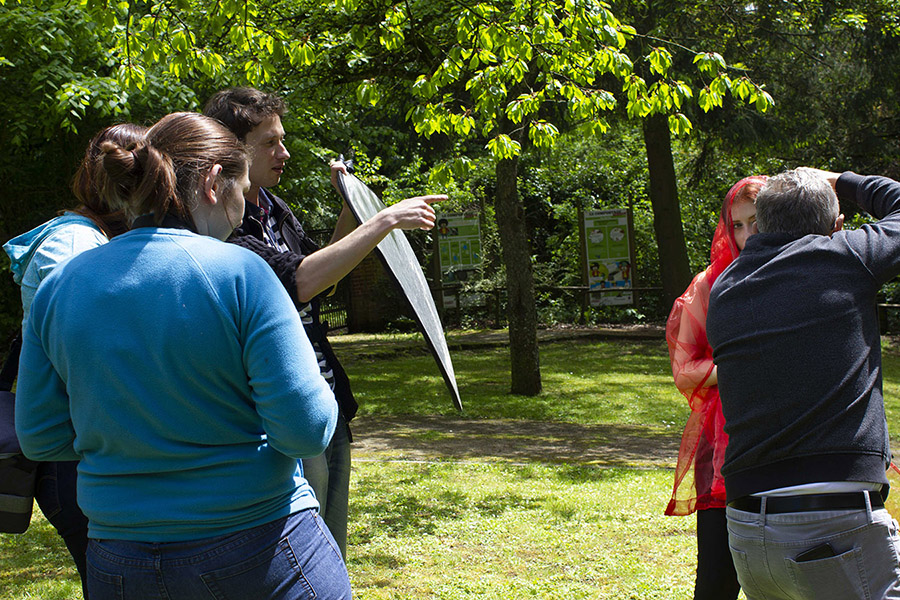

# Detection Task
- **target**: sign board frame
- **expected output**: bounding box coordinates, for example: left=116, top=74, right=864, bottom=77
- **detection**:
left=580, top=208, right=636, bottom=307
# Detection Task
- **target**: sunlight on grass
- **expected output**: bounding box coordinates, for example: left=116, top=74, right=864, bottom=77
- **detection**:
left=336, top=337, right=682, bottom=428
left=6, top=332, right=899, bottom=599
left=881, top=350, right=900, bottom=444
left=0, top=510, right=83, bottom=600
left=347, top=463, right=696, bottom=599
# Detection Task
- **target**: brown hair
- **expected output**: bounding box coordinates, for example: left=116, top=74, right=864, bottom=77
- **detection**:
left=202, top=87, right=286, bottom=141
left=71, top=123, right=148, bottom=237
left=101, top=112, right=248, bottom=225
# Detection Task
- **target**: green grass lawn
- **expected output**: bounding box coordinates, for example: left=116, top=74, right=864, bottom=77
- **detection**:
left=340, top=334, right=681, bottom=427
left=348, top=463, right=694, bottom=599
left=6, top=332, right=900, bottom=599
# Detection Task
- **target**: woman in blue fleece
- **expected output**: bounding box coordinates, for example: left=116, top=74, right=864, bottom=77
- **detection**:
left=14, top=112, right=351, bottom=600
left=3, top=122, right=146, bottom=597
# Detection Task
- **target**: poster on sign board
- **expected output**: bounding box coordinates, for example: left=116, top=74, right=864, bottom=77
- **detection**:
left=435, top=214, right=482, bottom=309
left=582, top=208, right=634, bottom=307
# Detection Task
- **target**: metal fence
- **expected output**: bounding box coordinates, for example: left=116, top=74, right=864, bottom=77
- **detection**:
left=307, top=229, right=349, bottom=332
left=307, top=229, right=667, bottom=331
left=434, top=284, right=667, bottom=328
left=320, top=285, right=349, bottom=331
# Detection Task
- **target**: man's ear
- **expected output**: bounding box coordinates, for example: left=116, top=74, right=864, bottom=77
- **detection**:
left=202, top=164, right=224, bottom=205
left=833, top=214, right=845, bottom=233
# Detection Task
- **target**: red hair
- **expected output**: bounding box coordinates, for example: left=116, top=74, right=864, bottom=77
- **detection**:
left=707, top=176, right=768, bottom=286
left=663, top=175, right=766, bottom=516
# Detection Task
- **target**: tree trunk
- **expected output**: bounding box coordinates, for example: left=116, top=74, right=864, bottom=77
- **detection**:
left=495, top=154, right=542, bottom=396
left=642, top=113, right=693, bottom=309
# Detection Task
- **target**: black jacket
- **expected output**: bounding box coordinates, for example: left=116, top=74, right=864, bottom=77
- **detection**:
left=229, top=189, right=358, bottom=424
left=708, top=173, right=900, bottom=501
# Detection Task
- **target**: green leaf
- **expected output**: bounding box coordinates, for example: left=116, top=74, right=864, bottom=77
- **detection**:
left=754, top=90, right=774, bottom=113
left=485, top=134, right=521, bottom=159
left=356, top=80, right=381, bottom=107
left=668, top=112, right=693, bottom=136
left=529, top=120, right=559, bottom=149
left=623, top=75, right=646, bottom=103
left=648, top=47, right=672, bottom=77
left=710, top=75, right=730, bottom=97
left=451, top=156, right=471, bottom=178
left=626, top=97, right=651, bottom=119
left=693, top=51, right=726, bottom=76
left=412, top=75, right=436, bottom=99
left=698, top=87, right=721, bottom=112
left=379, top=27, right=405, bottom=51
left=734, top=77, right=752, bottom=101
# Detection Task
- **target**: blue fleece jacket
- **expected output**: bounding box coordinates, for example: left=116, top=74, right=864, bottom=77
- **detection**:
left=16, top=226, right=337, bottom=541
left=3, top=213, right=108, bottom=323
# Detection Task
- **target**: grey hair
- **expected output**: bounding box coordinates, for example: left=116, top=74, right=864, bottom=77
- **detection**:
left=755, top=168, right=839, bottom=236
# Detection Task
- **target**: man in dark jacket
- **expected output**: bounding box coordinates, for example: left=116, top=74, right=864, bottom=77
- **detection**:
left=204, top=87, right=444, bottom=557
left=707, top=167, right=900, bottom=599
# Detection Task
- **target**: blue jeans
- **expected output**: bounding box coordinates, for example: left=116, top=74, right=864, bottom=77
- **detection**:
left=35, top=460, right=90, bottom=598
left=726, top=496, right=900, bottom=599
left=85, top=509, right=351, bottom=600
left=302, top=413, right=351, bottom=558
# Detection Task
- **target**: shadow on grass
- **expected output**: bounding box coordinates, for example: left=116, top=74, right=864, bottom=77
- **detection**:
left=552, top=464, right=640, bottom=484
left=352, top=415, right=679, bottom=469
left=350, top=460, right=546, bottom=543
left=350, top=474, right=466, bottom=545
left=351, top=548, right=405, bottom=571
left=342, top=337, right=685, bottom=427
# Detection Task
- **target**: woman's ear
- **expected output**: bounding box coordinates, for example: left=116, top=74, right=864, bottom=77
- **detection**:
left=202, top=164, right=224, bottom=205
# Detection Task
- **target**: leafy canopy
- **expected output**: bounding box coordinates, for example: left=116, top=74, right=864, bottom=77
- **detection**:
left=347, top=0, right=774, bottom=166
left=2, top=0, right=773, bottom=154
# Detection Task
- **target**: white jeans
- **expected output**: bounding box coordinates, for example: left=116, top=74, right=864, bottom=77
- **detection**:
left=726, top=496, right=900, bottom=600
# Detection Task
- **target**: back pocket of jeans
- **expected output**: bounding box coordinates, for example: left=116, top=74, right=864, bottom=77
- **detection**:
left=87, top=564, right=125, bottom=600
left=201, top=537, right=315, bottom=600
left=729, top=547, right=766, bottom=598
left=785, top=546, right=866, bottom=600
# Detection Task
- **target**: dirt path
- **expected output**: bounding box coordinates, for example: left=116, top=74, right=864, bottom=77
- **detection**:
left=337, top=327, right=677, bottom=469
left=350, top=415, right=680, bottom=469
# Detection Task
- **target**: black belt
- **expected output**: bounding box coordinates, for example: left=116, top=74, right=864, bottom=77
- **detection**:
left=728, top=491, right=884, bottom=514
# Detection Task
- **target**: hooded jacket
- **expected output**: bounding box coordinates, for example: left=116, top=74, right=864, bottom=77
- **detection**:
left=3, top=213, right=107, bottom=323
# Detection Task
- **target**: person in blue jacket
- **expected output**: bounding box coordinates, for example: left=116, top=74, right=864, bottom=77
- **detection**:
left=14, top=112, right=351, bottom=600
left=3, top=122, right=146, bottom=597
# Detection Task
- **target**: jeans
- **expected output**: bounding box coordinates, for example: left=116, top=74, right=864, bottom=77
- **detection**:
left=695, top=508, right=740, bottom=600
left=35, top=460, right=90, bottom=598
left=86, top=509, right=351, bottom=600
left=726, top=495, right=900, bottom=600
left=302, top=413, right=351, bottom=558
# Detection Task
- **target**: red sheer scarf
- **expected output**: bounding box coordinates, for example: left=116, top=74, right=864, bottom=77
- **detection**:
left=665, top=176, right=766, bottom=516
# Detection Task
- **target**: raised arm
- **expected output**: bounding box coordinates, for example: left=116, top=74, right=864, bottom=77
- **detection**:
left=295, top=166, right=446, bottom=302
left=804, top=168, right=841, bottom=191
left=231, top=164, right=447, bottom=305
left=833, top=171, right=900, bottom=284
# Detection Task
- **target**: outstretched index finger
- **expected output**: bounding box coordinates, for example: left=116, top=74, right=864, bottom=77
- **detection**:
left=410, top=194, right=448, bottom=205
